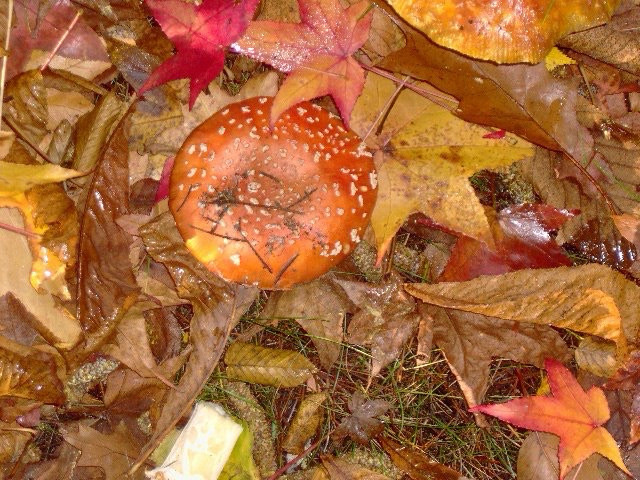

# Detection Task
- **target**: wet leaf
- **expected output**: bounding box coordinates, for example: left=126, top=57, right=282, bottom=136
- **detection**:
left=387, top=0, right=619, bottom=63
left=4, top=70, right=48, bottom=145
left=337, top=273, right=420, bottom=377
left=74, top=123, right=140, bottom=359
left=134, top=212, right=257, bottom=470
left=261, top=277, right=351, bottom=369
left=333, top=391, right=390, bottom=445
left=0, top=334, right=64, bottom=403
left=63, top=420, right=145, bottom=480
left=380, top=436, right=467, bottom=480
left=322, top=455, right=391, bottom=480
left=406, top=264, right=640, bottom=360
left=350, top=73, right=533, bottom=258
left=224, top=342, right=317, bottom=387
left=420, top=305, right=570, bottom=415
left=282, top=392, right=329, bottom=454
left=378, top=21, right=593, bottom=163
left=139, top=0, right=259, bottom=108
left=471, top=359, right=630, bottom=479
left=234, top=0, right=372, bottom=125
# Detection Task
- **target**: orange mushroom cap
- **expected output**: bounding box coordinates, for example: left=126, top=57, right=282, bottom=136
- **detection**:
left=387, top=0, right=620, bottom=63
left=169, top=97, right=377, bottom=289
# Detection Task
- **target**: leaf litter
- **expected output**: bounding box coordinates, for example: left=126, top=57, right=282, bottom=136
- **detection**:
left=2, top=0, right=640, bottom=478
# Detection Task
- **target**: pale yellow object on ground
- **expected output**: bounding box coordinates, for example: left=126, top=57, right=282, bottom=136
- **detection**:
left=146, top=402, right=243, bottom=480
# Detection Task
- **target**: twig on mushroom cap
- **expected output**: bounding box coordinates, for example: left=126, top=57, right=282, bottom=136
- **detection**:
left=169, top=97, right=377, bottom=289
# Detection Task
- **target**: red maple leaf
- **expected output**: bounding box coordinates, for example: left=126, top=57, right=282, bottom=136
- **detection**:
left=232, top=0, right=373, bottom=125
left=139, top=0, right=259, bottom=108
left=470, top=359, right=631, bottom=479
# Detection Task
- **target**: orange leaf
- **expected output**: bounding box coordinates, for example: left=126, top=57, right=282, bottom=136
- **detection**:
left=470, top=358, right=631, bottom=479
left=233, top=0, right=372, bottom=125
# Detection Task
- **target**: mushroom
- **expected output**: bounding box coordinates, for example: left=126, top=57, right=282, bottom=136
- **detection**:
left=169, top=97, right=377, bottom=289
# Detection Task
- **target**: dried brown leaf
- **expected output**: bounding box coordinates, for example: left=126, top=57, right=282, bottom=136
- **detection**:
left=282, top=392, right=329, bottom=455
left=378, top=18, right=593, bottom=163
left=4, top=70, right=48, bottom=145
left=517, top=432, right=604, bottom=480
left=73, top=123, right=140, bottom=360
left=225, top=342, right=317, bottom=387
left=338, top=273, right=419, bottom=377
left=421, top=305, right=570, bottom=415
left=406, top=264, right=640, bottom=360
left=322, top=455, right=391, bottom=480
left=0, top=292, right=45, bottom=346
left=575, top=336, right=618, bottom=378
left=0, top=423, right=30, bottom=469
left=333, top=391, right=390, bottom=445
left=134, top=212, right=257, bottom=471
left=262, top=277, right=351, bottom=369
left=63, top=420, right=145, bottom=480
left=380, top=436, right=467, bottom=480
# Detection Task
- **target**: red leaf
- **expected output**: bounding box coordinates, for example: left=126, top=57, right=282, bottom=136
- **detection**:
left=482, top=129, right=506, bottom=139
left=470, top=359, right=631, bottom=479
left=440, top=204, right=576, bottom=281
left=139, top=0, right=259, bottom=108
left=233, top=0, right=372, bottom=125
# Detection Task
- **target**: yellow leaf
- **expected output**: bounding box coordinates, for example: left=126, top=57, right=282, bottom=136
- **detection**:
left=0, top=161, right=83, bottom=198
left=544, top=47, right=576, bottom=71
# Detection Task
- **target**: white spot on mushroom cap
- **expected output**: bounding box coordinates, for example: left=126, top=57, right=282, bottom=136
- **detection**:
left=187, top=167, right=197, bottom=178
left=230, top=254, right=240, bottom=265
left=187, top=144, right=196, bottom=154
left=369, top=172, right=378, bottom=189
left=218, top=126, right=225, bottom=135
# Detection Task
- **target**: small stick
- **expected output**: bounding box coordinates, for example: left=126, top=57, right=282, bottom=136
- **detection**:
left=363, top=74, right=409, bottom=142
left=265, top=433, right=324, bottom=480
left=0, top=221, right=41, bottom=239
left=562, top=152, right=618, bottom=215
left=40, top=11, right=82, bottom=72
left=3, top=116, right=55, bottom=164
left=0, top=0, right=13, bottom=124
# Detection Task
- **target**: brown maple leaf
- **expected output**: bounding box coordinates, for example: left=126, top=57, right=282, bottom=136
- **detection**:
left=333, top=391, right=390, bottom=445
left=471, top=359, right=631, bottom=479
left=233, top=0, right=372, bottom=125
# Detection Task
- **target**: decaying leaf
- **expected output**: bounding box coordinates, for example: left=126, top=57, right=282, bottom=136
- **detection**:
left=134, top=212, right=257, bottom=471
left=420, top=305, right=571, bottom=415
left=261, top=277, right=351, bottom=369
left=472, top=359, right=630, bottom=479
left=350, top=73, right=534, bottom=257
left=322, top=455, right=391, bottom=480
left=224, top=342, right=317, bottom=387
left=282, top=391, right=329, bottom=454
left=338, top=272, right=419, bottom=378
left=406, top=264, right=640, bottom=360
left=0, top=161, right=82, bottom=197
left=380, top=436, right=467, bottom=480
left=387, top=0, right=619, bottom=63
left=333, top=391, right=390, bottom=445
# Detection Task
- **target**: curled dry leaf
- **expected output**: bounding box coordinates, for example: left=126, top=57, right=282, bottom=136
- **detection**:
left=333, top=391, right=390, bottom=445
left=337, top=272, right=420, bottom=378
left=387, top=0, right=619, bottom=63
left=282, top=391, right=329, bottom=454
left=4, top=70, right=48, bottom=145
left=224, top=342, right=317, bottom=387
left=261, top=277, right=351, bottom=369
left=406, top=264, right=640, bottom=361
left=135, top=212, right=257, bottom=471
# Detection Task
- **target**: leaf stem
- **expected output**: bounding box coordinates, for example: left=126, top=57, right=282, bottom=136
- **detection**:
left=40, top=11, right=82, bottom=72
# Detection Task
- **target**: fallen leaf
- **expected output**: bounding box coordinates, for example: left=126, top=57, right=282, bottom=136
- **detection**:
left=63, top=420, right=145, bottom=480
left=575, top=336, right=618, bottom=379
left=421, top=305, right=571, bottom=415
left=604, top=350, right=640, bottom=444
left=378, top=19, right=593, bottom=164
left=233, top=0, right=372, bottom=124
left=350, top=73, right=533, bottom=258
left=0, top=161, right=82, bottom=198
left=322, top=455, right=391, bottom=480
left=471, top=359, right=630, bottom=479
left=517, top=432, right=604, bottom=480
left=139, top=0, right=259, bottom=108
left=224, top=342, right=317, bottom=387
left=406, top=264, right=640, bottom=360
left=134, top=212, right=257, bottom=471
left=333, top=391, right=390, bottom=445
left=73, top=123, right=140, bottom=360
left=380, top=436, right=467, bottom=480
left=282, top=391, right=328, bottom=454
left=440, top=203, right=575, bottom=282
left=4, top=70, right=48, bottom=146
left=387, top=0, right=619, bottom=63
left=338, top=272, right=420, bottom=378
left=261, top=276, right=351, bottom=369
